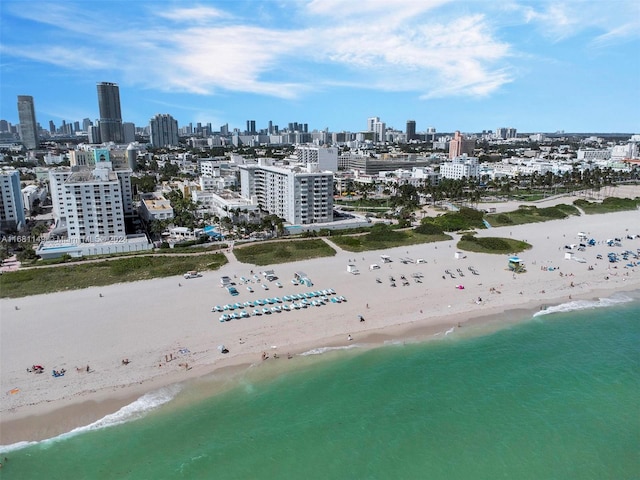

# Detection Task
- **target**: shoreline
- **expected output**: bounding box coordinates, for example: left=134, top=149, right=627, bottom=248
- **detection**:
left=1, top=285, right=638, bottom=448
left=1, top=208, right=639, bottom=446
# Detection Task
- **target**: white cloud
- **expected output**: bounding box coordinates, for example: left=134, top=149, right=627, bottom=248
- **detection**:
left=154, top=5, right=230, bottom=23
left=2, top=1, right=515, bottom=101
left=516, top=0, right=640, bottom=45
left=0, top=45, right=109, bottom=70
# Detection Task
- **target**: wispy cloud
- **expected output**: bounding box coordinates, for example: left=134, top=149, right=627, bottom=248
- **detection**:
left=154, top=5, right=230, bottom=23
left=516, top=0, right=640, bottom=45
left=2, top=0, right=515, bottom=101
left=0, top=45, right=109, bottom=70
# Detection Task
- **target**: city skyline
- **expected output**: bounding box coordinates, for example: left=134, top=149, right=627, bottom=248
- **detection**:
left=1, top=1, right=639, bottom=134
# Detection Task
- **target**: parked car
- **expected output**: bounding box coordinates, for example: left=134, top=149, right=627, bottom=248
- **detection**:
left=184, top=271, right=202, bottom=279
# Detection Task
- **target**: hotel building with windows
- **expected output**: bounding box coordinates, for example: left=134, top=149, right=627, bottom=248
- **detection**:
left=239, top=161, right=333, bottom=225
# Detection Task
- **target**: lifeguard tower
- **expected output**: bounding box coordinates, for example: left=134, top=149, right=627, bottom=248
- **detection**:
left=508, top=256, right=526, bottom=273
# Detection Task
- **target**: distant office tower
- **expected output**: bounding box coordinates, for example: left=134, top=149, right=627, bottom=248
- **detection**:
left=88, top=125, right=101, bottom=144
left=17, top=95, right=39, bottom=149
left=149, top=114, right=179, bottom=147
left=96, top=82, right=123, bottom=143
left=406, top=120, right=416, bottom=142
left=426, top=127, right=436, bottom=142
left=246, top=120, right=256, bottom=135
left=448, top=131, right=476, bottom=159
left=495, top=127, right=518, bottom=140
left=0, top=120, right=8, bottom=132
left=367, top=116, right=386, bottom=143
left=220, top=123, right=229, bottom=135
left=0, top=170, right=26, bottom=230
left=49, top=120, right=56, bottom=134
left=82, top=118, right=93, bottom=132
left=123, top=122, right=136, bottom=143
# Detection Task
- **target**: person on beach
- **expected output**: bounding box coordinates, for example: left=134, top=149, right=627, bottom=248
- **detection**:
left=86, top=365, right=90, bottom=372
left=348, top=334, right=353, bottom=341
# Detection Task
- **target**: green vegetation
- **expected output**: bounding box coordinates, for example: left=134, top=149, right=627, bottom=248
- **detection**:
left=421, top=207, right=486, bottom=232
left=457, top=235, right=532, bottom=254
left=334, top=198, right=390, bottom=208
left=0, top=253, right=227, bottom=298
left=485, top=204, right=580, bottom=227
left=330, top=223, right=452, bottom=252
left=233, top=239, right=336, bottom=266
left=574, top=197, right=640, bottom=214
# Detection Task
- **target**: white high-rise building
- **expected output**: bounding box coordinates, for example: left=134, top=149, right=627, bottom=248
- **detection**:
left=295, top=145, right=338, bottom=172
left=239, top=163, right=333, bottom=225
left=63, top=165, right=126, bottom=242
left=0, top=170, right=26, bottom=230
left=49, top=168, right=73, bottom=225
left=49, top=148, right=133, bottom=240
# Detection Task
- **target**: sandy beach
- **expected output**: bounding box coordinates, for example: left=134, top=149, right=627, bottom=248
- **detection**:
left=1, top=205, right=639, bottom=446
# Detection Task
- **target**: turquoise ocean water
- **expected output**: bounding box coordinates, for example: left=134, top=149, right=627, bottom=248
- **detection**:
left=1, top=293, right=639, bottom=480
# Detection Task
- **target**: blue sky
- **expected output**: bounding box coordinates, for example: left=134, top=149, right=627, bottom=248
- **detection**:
left=1, top=0, right=639, bottom=134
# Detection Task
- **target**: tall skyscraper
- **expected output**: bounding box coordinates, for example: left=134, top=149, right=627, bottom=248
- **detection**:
left=17, top=95, right=39, bottom=149
left=96, top=82, right=123, bottom=143
left=406, top=120, right=416, bottom=142
left=150, top=114, right=179, bottom=147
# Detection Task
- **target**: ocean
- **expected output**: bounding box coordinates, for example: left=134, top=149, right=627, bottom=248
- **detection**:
left=1, top=294, right=639, bottom=480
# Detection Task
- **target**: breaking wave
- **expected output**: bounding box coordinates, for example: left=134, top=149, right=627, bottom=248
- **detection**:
left=0, top=384, right=182, bottom=454
left=533, top=294, right=633, bottom=317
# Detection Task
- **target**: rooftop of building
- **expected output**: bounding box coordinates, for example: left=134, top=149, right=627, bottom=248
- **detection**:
left=142, top=197, right=172, bottom=210
left=67, top=168, right=118, bottom=183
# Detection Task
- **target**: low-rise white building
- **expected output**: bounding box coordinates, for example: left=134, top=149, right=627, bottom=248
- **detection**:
left=440, top=155, right=479, bottom=180
left=36, top=234, right=152, bottom=259
left=577, top=149, right=610, bottom=161
left=191, top=189, right=260, bottom=220
left=21, top=184, right=48, bottom=213
left=139, top=192, right=174, bottom=222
